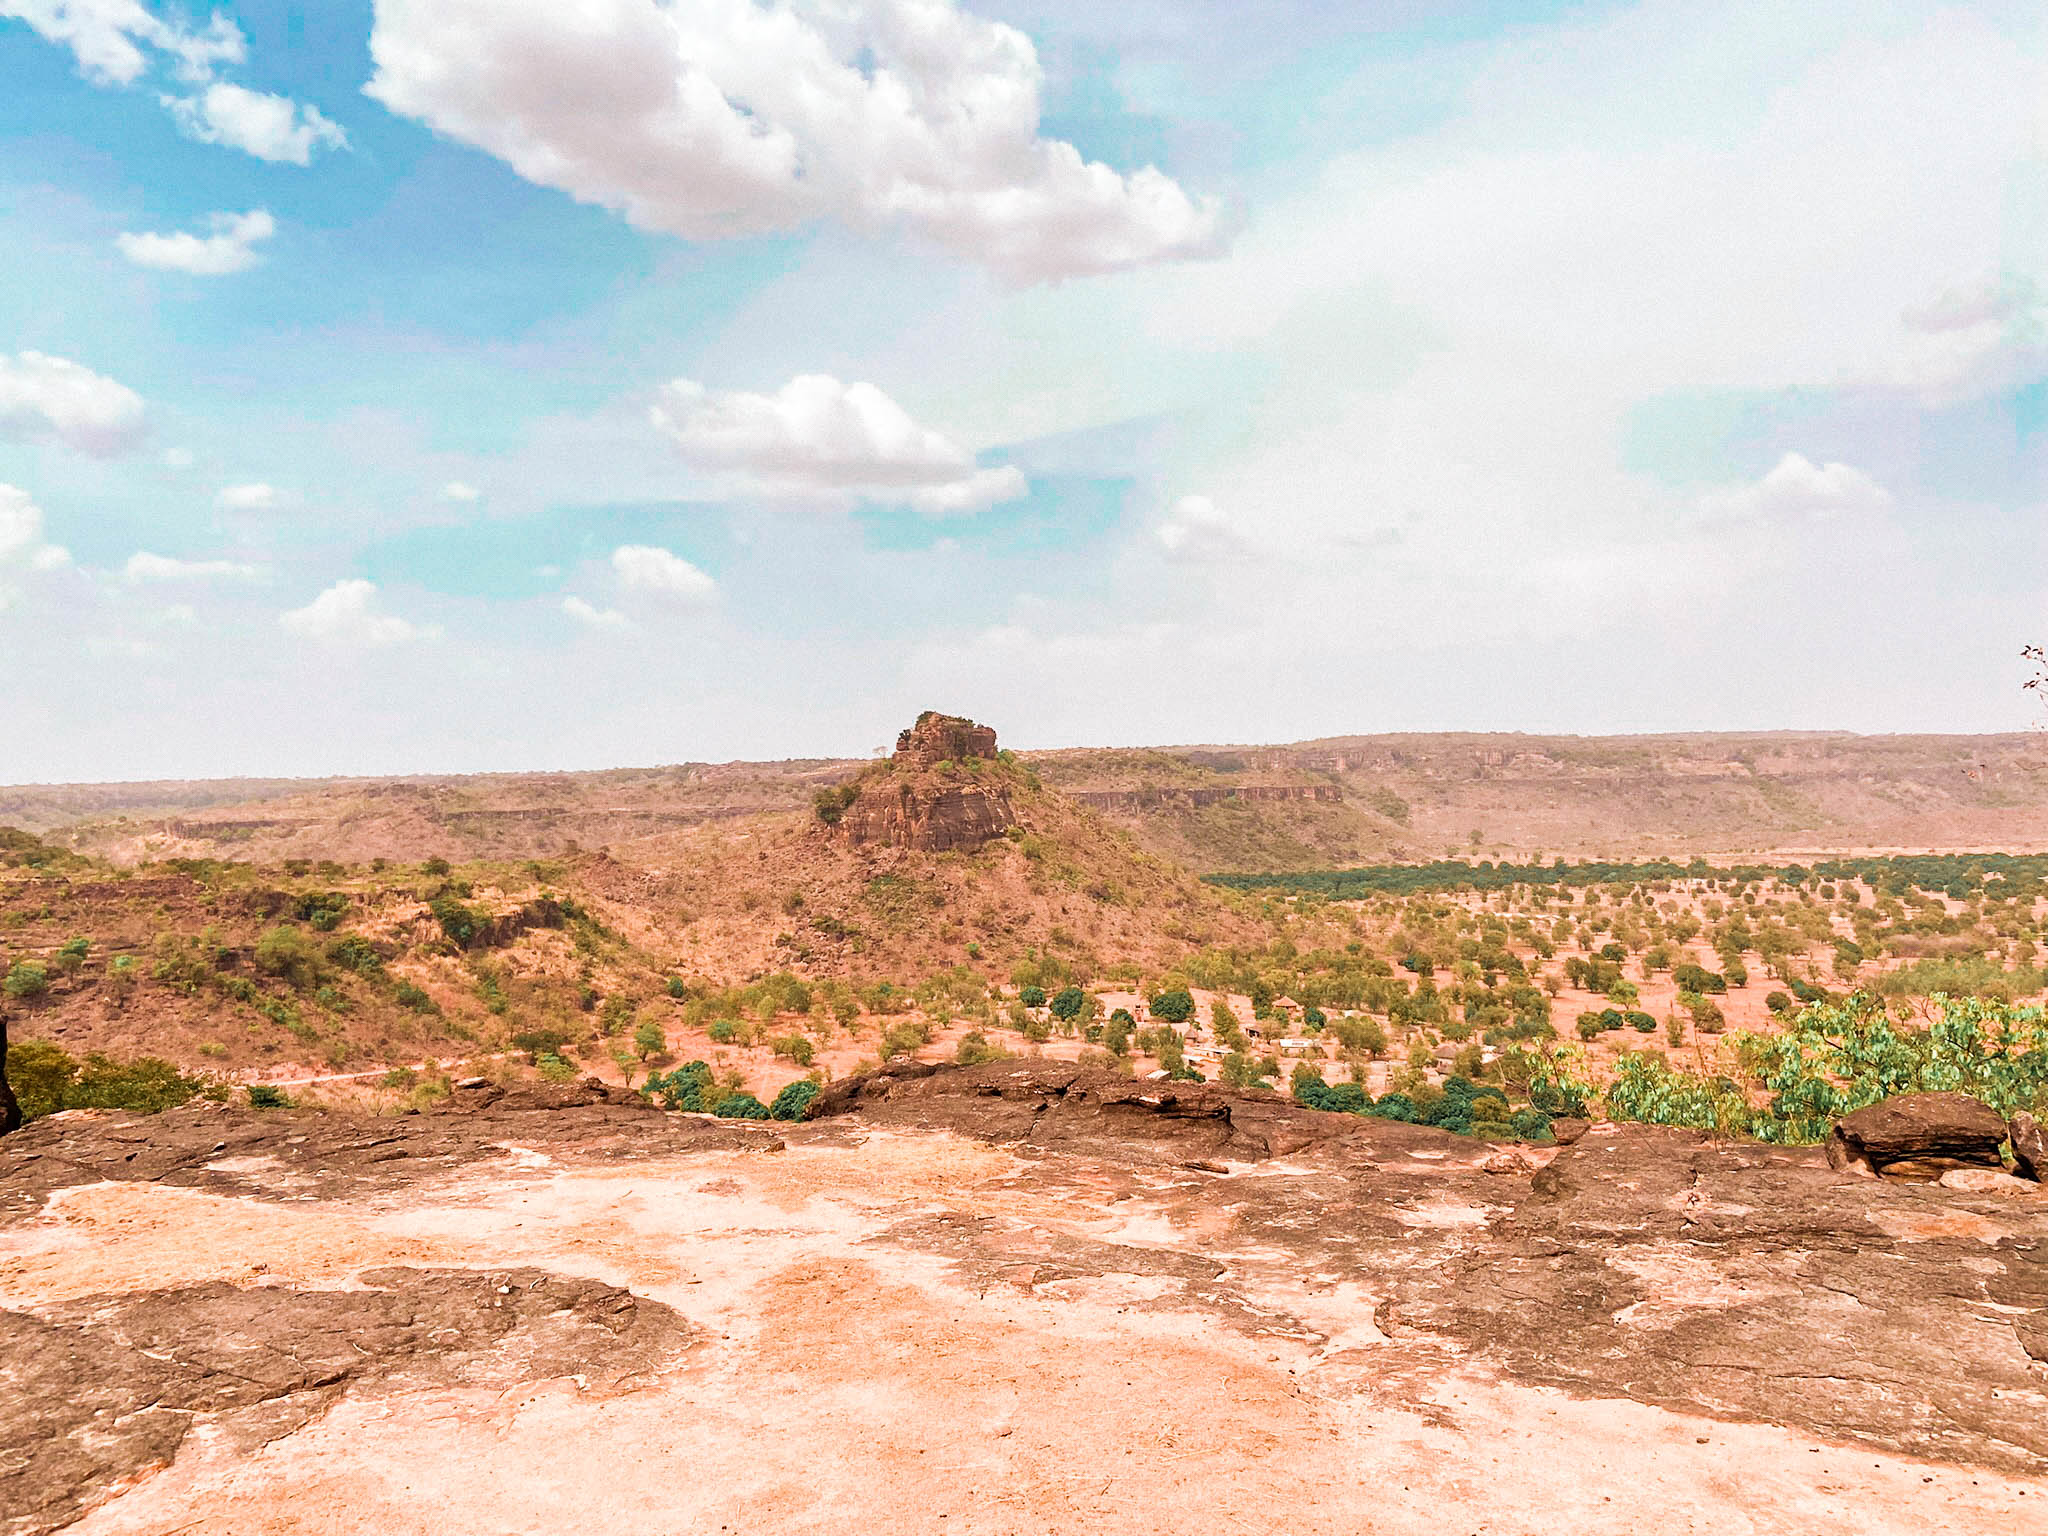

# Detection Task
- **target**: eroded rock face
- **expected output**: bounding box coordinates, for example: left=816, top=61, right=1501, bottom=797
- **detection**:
left=2, top=1267, right=693, bottom=1536
left=1827, top=1091, right=2009, bottom=1179
left=892, top=711, right=998, bottom=769
left=839, top=711, right=1019, bottom=852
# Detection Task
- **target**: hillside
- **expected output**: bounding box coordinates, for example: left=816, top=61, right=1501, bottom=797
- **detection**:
left=21, top=730, right=2048, bottom=878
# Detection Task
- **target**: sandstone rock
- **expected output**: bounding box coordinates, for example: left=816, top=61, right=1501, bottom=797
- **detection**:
left=1937, top=1167, right=2036, bottom=1194
left=1828, top=1092, right=2007, bottom=1177
left=1548, top=1117, right=1590, bottom=1146
left=892, top=711, right=998, bottom=769
left=838, top=711, right=1020, bottom=853
left=2010, top=1111, right=2046, bottom=1183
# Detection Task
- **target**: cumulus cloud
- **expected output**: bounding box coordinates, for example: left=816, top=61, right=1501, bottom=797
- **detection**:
left=0, top=0, right=242, bottom=86
left=364, top=0, right=1222, bottom=282
left=215, top=482, right=279, bottom=512
left=1691, top=454, right=1892, bottom=529
left=652, top=373, right=1027, bottom=512
left=440, top=480, right=480, bottom=502
left=280, top=579, right=432, bottom=646
left=0, top=351, right=146, bottom=457
left=116, top=208, right=275, bottom=274
left=0, top=483, right=72, bottom=608
left=163, top=83, right=347, bottom=163
left=562, top=594, right=631, bottom=630
left=4, top=3, right=343, bottom=164
left=611, top=544, right=716, bottom=603
left=1155, top=494, right=1249, bottom=562
left=124, top=551, right=259, bottom=583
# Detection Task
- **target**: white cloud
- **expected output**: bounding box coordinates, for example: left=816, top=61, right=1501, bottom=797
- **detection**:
left=0, top=483, right=72, bottom=608
left=280, top=579, right=431, bottom=647
left=116, top=208, right=275, bottom=275
left=0, top=0, right=243, bottom=86
left=1155, top=494, right=1249, bottom=562
left=364, top=0, right=1222, bottom=282
left=1860, top=273, right=2048, bottom=407
left=163, top=446, right=194, bottom=469
left=563, top=594, right=631, bottom=630
left=216, top=482, right=279, bottom=512
left=124, top=551, right=260, bottom=583
left=906, top=465, right=1028, bottom=516
left=1692, top=453, right=1892, bottom=529
left=0, top=351, right=146, bottom=457
left=652, top=373, right=1027, bottom=511
left=611, top=544, right=716, bottom=603
left=164, top=82, right=348, bottom=163
left=440, top=480, right=481, bottom=502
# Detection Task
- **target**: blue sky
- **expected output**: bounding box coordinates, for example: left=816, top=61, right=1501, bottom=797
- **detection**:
left=1, top=0, right=2045, bottom=780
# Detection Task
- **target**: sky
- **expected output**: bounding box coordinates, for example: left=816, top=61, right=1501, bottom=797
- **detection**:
left=1, top=0, right=2045, bottom=781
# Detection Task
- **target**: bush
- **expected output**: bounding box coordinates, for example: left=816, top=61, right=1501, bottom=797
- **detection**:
left=4, top=1040, right=203, bottom=1121
left=644, top=1060, right=714, bottom=1111
left=1149, top=989, right=1196, bottom=1024
left=1672, top=963, right=1727, bottom=995
left=395, top=981, right=438, bottom=1013
left=246, top=1083, right=289, bottom=1109
left=708, top=1018, right=738, bottom=1044
left=713, top=1092, right=770, bottom=1119
left=881, top=1019, right=931, bottom=1057
left=3, top=960, right=49, bottom=1001
left=1049, top=985, right=1087, bottom=1022
left=1765, top=990, right=1793, bottom=1015
left=1019, top=985, right=1047, bottom=1009
left=327, top=935, right=385, bottom=975
left=771, top=1033, right=815, bottom=1067
left=254, top=926, right=326, bottom=990
left=666, top=976, right=688, bottom=999
left=812, top=782, right=861, bottom=825
left=769, top=1078, right=821, bottom=1121
left=954, top=1030, right=1005, bottom=1065
left=536, top=1053, right=579, bottom=1083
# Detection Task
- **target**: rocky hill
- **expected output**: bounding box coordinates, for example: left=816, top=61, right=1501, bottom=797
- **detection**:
left=23, top=729, right=2048, bottom=877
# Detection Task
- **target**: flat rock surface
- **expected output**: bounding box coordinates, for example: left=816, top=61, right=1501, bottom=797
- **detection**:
left=2, top=1071, right=2046, bottom=1535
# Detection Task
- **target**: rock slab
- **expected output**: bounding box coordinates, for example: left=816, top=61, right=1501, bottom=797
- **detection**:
left=1828, top=1091, right=2008, bottom=1179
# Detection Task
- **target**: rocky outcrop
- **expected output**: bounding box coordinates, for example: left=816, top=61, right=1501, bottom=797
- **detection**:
left=2009, top=1111, right=2046, bottom=1182
left=1825, top=1091, right=2010, bottom=1179
left=892, top=711, right=998, bottom=769
left=838, top=712, right=1020, bottom=853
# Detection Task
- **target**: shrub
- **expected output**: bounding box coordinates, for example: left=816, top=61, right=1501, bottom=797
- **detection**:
left=812, top=782, right=861, bottom=825
left=536, top=1053, right=579, bottom=1082
left=769, top=1078, right=821, bottom=1121
left=327, top=935, right=385, bottom=974
left=1765, top=990, right=1793, bottom=1016
left=4, top=1041, right=203, bottom=1121
left=296, top=892, right=350, bottom=931
left=666, top=976, right=687, bottom=999
left=1019, top=985, right=1047, bottom=1009
left=246, top=1083, right=289, bottom=1109
left=643, top=1060, right=714, bottom=1111
left=3, top=960, right=49, bottom=1001
left=954, top=1030, right=1005, bottom=1065
left=881, top=1019, right=931, bottom=1057
left=1049, top=985, right=1087, bottom=1021
left=423, top=856, right=452, bottom=876
left=428, top=892, right=489, bottom=949
left=395, top=981, right=438, bottom=1013
left=708, top=1018, right=738, bottom=1044
left=713, top=1092, right=770, bottom=1119
left=634, top=1020, right=668, bottom=1060
left=254, top=926, right=326, bottom=990
left=770, top=1033, right=814, bottom=1067
left=55, top=936, right=89, bottom=974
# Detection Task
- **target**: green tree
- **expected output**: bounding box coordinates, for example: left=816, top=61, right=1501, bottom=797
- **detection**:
left=1049, top=985, right=1087, bottom=1022
left=1149, top=989, right=1196, bottom=1024
left=633, top=1019, right=666, bottom=1061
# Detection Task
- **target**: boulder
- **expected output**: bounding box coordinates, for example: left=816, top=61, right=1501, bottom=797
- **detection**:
left=2009, top=1111, right=2046, bottom=1183
left=1548, top=1117, right=1590, bottom=1146
left=1828, top=1092, right=2007, bottom=1178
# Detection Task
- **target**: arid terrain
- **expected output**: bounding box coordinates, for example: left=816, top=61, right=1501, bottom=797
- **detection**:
left=7, top=717, right=2048, bottom=1534
left=12, top=730, right=2048, bottom=873
left=4, top=1067, right=2045, bottom=1536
